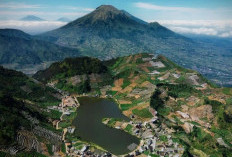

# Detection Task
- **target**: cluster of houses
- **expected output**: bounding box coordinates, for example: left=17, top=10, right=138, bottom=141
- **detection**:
left=46, top=75, right=185, bottom=156
left=109, top=116, right=184, bottom=157
left=66, top=144, right=113, bottom=157
left=56, top=96, right=184, bottom=156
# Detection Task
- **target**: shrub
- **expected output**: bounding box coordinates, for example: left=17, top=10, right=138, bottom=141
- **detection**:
left=122, top=80, right=131, bottom=89
left=159, top=135, right=168, bottom=142
left=204, top=98, right=223, bottom=113
left=46, top=144, right=54, bottom=155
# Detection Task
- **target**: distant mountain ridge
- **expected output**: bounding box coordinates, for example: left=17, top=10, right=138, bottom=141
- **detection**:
left=20, top=15, right=45, bottom=21
left=57, top=17, right=71, bottom=22
left=36, top=5, right=232, bottom=86
left=0, top=29, right=80, bottom=66
left=38, top=5, right=189, bottom=59
left=0, top=28, right=31, bottom=39
left=0, top=5, right=231, bottom=86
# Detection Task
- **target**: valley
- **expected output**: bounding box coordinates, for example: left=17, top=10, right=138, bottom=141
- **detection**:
left=8, top=53, right=228, bottom=157
left=0, top=3, right=232, bottom=157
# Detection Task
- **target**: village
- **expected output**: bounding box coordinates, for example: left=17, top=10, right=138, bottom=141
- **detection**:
left=43, top=54, right=188, bottom=157
left=43, top=53, right=231, bottom=157
left=103, top=114, right=184, bottom=157
left=44, top=91, right=185, bottom=157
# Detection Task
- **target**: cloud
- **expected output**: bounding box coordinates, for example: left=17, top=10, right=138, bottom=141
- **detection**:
left=220, top=31, right=232, bottom=38
left=62, top=6, right=95, bottom=12
left=170, top=27, right=218, bottom=36
left=0, top=10, right=88, bottom=19
left=134, top=2, right=232, bottom=21
left=153, top=20, right=232, bottom=37
left=0, top=2, right=42, bottom=9
left=134, top=2, right=198, bottom=12
left=0, top=20, right=67, bottom=34
left=82, top=8, right=95, bottom=12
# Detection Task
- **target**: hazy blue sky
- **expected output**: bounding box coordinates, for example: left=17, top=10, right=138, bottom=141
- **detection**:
left=0, top=0, right=232, bottom=37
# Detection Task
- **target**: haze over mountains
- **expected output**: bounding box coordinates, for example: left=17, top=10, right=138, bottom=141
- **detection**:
left=0, top=5, right=231, bottom=86
left=0, top=3, right=232, bottom=157
left=20, top=15, right=45, bottom=21
left=38, top=5, right=189, bottom=60
left=57, top=17, right=72, bottom=22
left=37, top=5, right=232, bottom=86
left=0, top=29, right=80, bottom=73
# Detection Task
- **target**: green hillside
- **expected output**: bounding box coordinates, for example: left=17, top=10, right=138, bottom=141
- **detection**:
left=1, top=53, right=232, bottom=156
left=34, top=57, right=112, bottom=94
left=0, top=29, right=80, bottom=66
left=34, top=53, right=232, bottom=156
left=0, top=66, right=63, bottom=156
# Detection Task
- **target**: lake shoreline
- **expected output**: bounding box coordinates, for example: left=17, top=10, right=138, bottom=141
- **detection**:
left=57, top=94, right=140, bottom=156
left=71, top=96, right=140, bottom=155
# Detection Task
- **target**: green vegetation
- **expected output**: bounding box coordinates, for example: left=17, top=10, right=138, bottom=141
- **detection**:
left=16, top=151, right=47, bottom=157
left=46, top=144, right=54, bottom=155
left=173, top=126, right=228, bottom=157
left=120, top=104, right=133, bottom=111
left=224, top=105, right=232, bottom=123
left=114, top=69, right=132, bottom=79
left=0, top=66, right=62, bottom=154
left=34, top=57, right=108, bottom=82
left=107, top=118, right=123, bottom=127
left=106, top=90, right=117, bottom=96
left=1, top=50, right=232, bottom=156
left=125, top=124, right=133, bottom=133
left=157, top=83, right=197, bottom=99
left=59, top=121, right=71, bottom=128
left=61, top=142, right=66, bottom=153
left=50, top=110, right=62, bottom=119
left=159, top=135, right=168, bottom=142
left=204, top=98, right=223, bottom=113
left=132, top=108, right=153, bottom=118
left=135, top=58, right=144, bottom=64
left=171, top=99, right=232, bottom=157
left=0, top=29, right=80, bottom=66
left=0, top=66, right=59, bottom=106
left=175, top=75, right=187, bottom=84
left=150, top=89, right=165, bottom=113
left=0, top=152, right=6, bottom=156
left=56, top=77, right=91, bottom=94
left=0, top=94, right=28, bottom=145
left=33, top=56, right=113, bottom=95
left=35, top=5, right=232, bottom=88
left=223, top=87, right=232, bottom=96
left=122, top=80, right=130, bottom=89
left=158, top=107, right=171, bottom=116
left=172, top=115, right=184, bottom=125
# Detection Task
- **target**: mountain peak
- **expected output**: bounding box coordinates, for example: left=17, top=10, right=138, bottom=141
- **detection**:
left=96, top=5, right=119, bottom=12
left=21, top=15, right=45, bottom=21
left=62, top=5, right=129, bottom=28
left=90, top=5, right=123, bottom=21
left=57, top=17, right=71, bottom=22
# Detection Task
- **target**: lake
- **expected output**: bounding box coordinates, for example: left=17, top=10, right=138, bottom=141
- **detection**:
left=72, top=97, right=140, bottom=155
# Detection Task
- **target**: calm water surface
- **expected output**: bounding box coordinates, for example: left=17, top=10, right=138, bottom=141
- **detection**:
left=72, top=97, right=139, bottom=155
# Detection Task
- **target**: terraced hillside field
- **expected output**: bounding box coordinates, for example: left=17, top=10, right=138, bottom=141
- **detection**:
left=33, top=53, right=232, bottom=156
